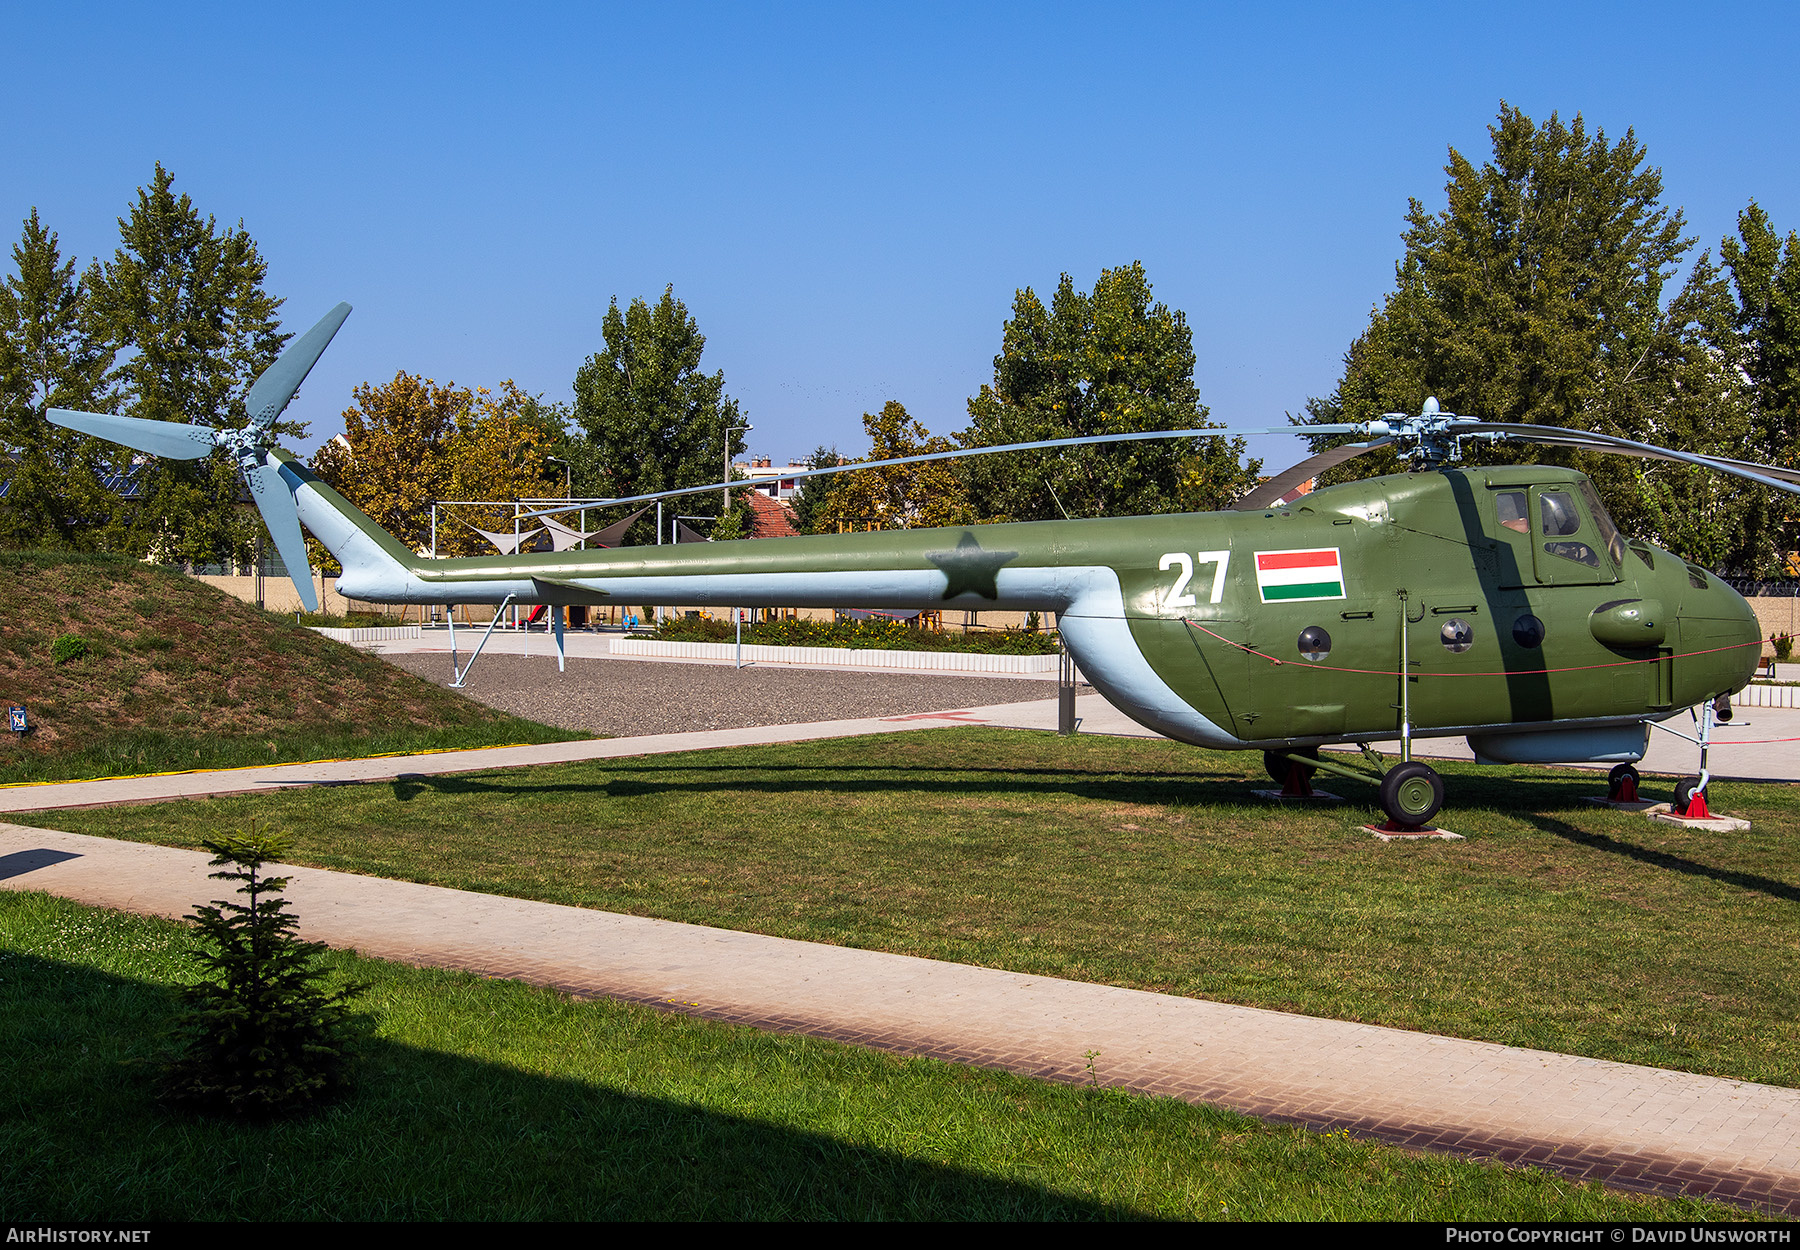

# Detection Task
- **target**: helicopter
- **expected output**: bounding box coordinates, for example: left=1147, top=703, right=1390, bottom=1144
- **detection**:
left=48, top=303, right=1782, bottom=829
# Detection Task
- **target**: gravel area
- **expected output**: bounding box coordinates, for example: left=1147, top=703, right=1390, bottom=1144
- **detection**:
left=382, top=653, right=1066, bottom=737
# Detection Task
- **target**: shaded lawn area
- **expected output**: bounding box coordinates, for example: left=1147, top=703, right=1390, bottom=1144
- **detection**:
left=21, top=726, right=1800, bottom=1087
left=0, top=891, right=1745, bottom=1221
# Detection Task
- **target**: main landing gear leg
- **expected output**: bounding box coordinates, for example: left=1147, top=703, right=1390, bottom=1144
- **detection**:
left=1674, top=699, right=1716, bottom=818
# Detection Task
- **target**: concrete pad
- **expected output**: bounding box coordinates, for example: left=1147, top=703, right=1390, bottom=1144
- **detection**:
left=1363, top=824, right=1466, bottom=841
left=1249, top=788, right=1346, bottom=803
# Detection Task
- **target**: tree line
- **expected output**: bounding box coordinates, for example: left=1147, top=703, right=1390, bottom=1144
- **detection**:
left=5, top=109, right=1798, bottom=575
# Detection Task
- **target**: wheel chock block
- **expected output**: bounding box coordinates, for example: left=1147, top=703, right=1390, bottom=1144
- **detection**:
left=1362, top=822, right=1465, bottom=841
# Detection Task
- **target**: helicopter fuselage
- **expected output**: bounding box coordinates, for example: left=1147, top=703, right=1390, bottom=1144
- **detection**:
left=294, top=455, right=1762, bottom=762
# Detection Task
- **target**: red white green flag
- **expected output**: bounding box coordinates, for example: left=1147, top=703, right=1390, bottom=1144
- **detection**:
left=1254, top=548, right=1345, bottom=603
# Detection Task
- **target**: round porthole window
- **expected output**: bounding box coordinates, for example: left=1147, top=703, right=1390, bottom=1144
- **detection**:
left=1440, top=618, right=1474, bottom=653
left=1512, top=614, right=1546, bottom=648
left=1297, top=626, right=1332, bottom=662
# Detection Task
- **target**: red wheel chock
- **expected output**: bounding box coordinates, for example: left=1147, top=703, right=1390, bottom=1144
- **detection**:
left=1280, top=763, right=1316, bottom=799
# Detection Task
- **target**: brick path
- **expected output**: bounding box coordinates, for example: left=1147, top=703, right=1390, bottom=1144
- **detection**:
left=3, top=821, right=1797, bottom=1215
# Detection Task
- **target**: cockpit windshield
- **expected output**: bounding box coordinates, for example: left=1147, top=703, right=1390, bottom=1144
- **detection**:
left=1577, top=480, right=1627, bottom=570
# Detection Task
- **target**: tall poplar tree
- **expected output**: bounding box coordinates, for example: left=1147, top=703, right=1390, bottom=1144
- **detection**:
left=88, top=164, right=289, bottom=565
left=1722, top=203, right=1800, bottom=468
left=958, top=262, right=1256, bottom=522
left=0, top=210, right=118, bottom=548
left=568, top=287, right=747, bottom=542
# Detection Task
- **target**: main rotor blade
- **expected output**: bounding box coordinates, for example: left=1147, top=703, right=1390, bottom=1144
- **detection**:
left=244, top=454, right=318, bottom=612
left=1233, top=438, right=1393, bottom=510
left=243, top=302, right=353, bottom=432
left=47, top=409, right=218, bottom=460
left=515, top=423, right=1363, bottom=517
left=1467, top=423, right=1800, bottom=497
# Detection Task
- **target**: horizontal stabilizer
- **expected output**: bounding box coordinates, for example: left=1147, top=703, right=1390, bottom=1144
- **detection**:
left=529, top=576, right=612, bottom=605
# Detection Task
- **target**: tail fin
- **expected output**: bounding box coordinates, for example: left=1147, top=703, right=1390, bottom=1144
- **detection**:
left=269, top=450, right=432, bottom=602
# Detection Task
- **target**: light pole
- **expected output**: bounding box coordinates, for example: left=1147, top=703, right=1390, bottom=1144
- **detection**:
left=725, top=422, right=753, bottom=518
left=546, top=456, right=571, bottom=499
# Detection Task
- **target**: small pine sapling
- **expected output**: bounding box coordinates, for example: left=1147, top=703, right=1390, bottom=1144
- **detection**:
left=161, top=827, right=366, bottom=1117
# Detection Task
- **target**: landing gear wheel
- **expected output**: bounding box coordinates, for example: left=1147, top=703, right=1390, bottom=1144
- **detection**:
left=1263, top=748, right=1321, bottom=786
left=1379, top=761, right=1445, bottom=826
left=1606, top=763, right=1642, bottom=803
left=1673, top=776, right=1708, bottom=816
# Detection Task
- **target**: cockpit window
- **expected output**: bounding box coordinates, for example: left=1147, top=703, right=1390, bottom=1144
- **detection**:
left=1496, top=491, right=1528, bottom=534
left=1539, top=491, right=1582, bottom=537
left=1544, top=540, right=1601, bottom=568
left=1577, top=480, right=1627, bottom=569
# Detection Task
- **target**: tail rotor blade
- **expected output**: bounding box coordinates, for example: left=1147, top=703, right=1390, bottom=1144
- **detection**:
left=47, top=409, right=217, bottom=460
left=244, top=454, right=319, bottom=612
left=243, top=302, right=353, bottom=432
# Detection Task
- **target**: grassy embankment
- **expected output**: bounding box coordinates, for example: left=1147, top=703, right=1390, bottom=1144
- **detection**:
left=0, top=889, right=1744, bottom=1220
left=26, top=727, right=1800, bottom=1089
left=0, top=551, right=582, bottom=784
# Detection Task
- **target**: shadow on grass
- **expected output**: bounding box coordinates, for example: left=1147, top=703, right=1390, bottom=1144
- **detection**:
left=1517, top=810, right=1800, bottom=904
left=382, top=755, right=1639, bottom=817
left=0, top=950, right=1139, bottom=1221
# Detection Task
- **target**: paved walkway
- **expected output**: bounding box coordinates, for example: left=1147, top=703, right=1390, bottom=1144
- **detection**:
left=1, top=821, right=1796, bottom=1215
left=0, top=696, right=1115, bottom=814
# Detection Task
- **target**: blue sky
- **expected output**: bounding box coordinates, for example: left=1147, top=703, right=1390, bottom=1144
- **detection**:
left=4, top=2, right=1796, bottom=474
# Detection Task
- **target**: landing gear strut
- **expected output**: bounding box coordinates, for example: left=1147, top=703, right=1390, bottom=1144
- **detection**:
left=1261, top=746, right=1446, bottom=829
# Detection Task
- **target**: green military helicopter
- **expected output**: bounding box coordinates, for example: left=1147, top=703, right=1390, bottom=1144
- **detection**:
left=50, top=303, right=1780, bottom=829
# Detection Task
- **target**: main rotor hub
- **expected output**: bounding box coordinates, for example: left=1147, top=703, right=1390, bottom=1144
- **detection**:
left=1357, top=398, right=1489, bottom=467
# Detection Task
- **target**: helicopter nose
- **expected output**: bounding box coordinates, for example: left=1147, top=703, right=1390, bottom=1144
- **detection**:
left=1672, top=569, right=1763, bottom=699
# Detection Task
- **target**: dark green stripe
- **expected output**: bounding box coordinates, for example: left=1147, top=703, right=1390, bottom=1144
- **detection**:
left=1261, top=580, right=1343, bottom=601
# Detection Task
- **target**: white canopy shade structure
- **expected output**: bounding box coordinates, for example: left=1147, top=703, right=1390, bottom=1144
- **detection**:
left=464, top=522, right=546, bottom=555
left=541, top=516, right=607, bottom=551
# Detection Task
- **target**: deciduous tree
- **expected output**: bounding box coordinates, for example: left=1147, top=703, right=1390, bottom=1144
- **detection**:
left=311, top=374, right=561, bottom=561
left=813, top=402, right=972, bottom=532
left=311, top=372, right=465, bottom=559
left=959, top=262, right=1257, bottom=521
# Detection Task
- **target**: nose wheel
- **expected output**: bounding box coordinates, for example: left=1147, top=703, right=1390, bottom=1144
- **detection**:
left=1378, top=760, right=1445, bottom=827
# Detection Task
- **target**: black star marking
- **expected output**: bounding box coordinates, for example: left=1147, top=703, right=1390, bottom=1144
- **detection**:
left=926, top=532, right=1019, bottom=601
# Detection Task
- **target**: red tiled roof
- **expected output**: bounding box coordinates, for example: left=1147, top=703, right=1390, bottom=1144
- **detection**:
left=746, top=492, right=800, bottom=539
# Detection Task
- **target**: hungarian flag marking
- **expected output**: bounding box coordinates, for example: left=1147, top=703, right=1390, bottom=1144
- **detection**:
left=1255, top=548, right=1345, bottom=603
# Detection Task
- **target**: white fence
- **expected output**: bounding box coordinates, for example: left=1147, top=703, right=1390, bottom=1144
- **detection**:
left=611, top=637, right=1059, bottom=674
left=310, top=625, right=424, bottom=644
left=1735, top=683, right=1800, bottom=708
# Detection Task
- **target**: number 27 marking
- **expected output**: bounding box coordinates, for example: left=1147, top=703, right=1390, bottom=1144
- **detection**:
left=1158, top=550, right=1229, bottom=608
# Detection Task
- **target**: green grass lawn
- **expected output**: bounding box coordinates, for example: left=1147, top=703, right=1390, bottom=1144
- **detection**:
left=0, top=889, right=1747, bottom=1221
left=22, top=727, right=1800, bottom=1088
